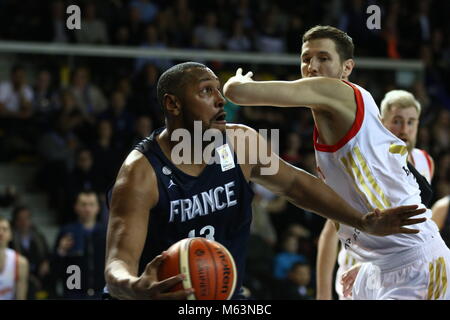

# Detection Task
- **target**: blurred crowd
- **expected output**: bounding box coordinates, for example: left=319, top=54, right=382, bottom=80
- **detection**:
left=0, top=0, right=448, bottom=299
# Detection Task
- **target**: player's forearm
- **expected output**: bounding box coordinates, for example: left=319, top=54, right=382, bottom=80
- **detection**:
left=224, top=80, right=308, bottom=107
left=224, top=77, right=339, bottom=108
left=285, top=173, right=364, bottom=230
left=105, top=259, right=139, bottom=300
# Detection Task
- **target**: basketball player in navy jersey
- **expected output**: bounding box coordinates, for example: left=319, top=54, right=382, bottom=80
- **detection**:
left=104, top=62, right=427, bottom=300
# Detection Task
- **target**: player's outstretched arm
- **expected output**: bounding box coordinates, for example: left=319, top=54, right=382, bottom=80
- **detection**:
left=245, top=127, right=427, bottom=236
left=316, top=220, right=339, bottom=300
left=223, top=68, right=355, bottom=115
left=104, top=150, right=192, bottom=300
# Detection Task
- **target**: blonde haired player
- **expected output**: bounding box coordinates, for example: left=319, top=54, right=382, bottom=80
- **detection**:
left=224, top=25, right=450, bottom=300
left=316, top=89, right=435, bottom=300
left=0, top=216, right=29, bottom=300
left=380, top=90, right=434, bottom=181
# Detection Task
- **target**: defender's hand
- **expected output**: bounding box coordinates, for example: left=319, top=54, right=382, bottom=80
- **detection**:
left=361, top=205, right=427, bottom=236
left=223, top=68, right=254, bottom=93
left=341, top=263, right=361, bottom=298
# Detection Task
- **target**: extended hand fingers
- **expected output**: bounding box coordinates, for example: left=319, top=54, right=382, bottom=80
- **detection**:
left=156, top=274, right=185, bottom=292
left=398, top=227, right=420, bottom=234
left=244, top=71, right=253, bottom=78
left=401, top=217, right=427, bottom=226
left=402, top=208, right=427, bottom=218
left=387, top=204, right=419, bottom=214
left=236, top=68, right=243, bottom=76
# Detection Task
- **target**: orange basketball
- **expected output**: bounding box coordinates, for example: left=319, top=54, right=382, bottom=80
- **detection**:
left=157, top=237, right=237, bottom=300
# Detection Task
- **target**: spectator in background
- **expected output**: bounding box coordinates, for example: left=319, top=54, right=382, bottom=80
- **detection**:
left=0, top=65, right=37, bottom=159
left=52, top=191, right=106, bottom=299
left=64, top=149, right=103, bottom=223
left=69, top=66, right=107, bottom=120
left=54, top=89, right=94, bottom=142
left=33, top=69, right=55, bottom=117
left=273, top=233, right=307, bottom=280
left=41, top=0, right=74, bottom=43
left=112, top=24, right=131, bottom=46
left=286, top=15, right=306, bottom=53
left=99, top=91, right=135, bottom=147
left=226, top=19, right=252, bottom=52
left=129, top=0, right=159, bottom=24
left=134, top=25, right=173, bottom=72
left=255, top=5, right=286, bottom=53
left=115, top=76, right=134, bottom=108
left=0, top=186, right=20, bottom=208
left=234, top=0, right=254, bottom=30
left=132, top=64, right=162, bottom=125
left=74, top=3, right=109, bottom=45
left=10, top=206, right=51, bottom=300
left=90, top=119, right=122, bottom=193
left=0, top=216, right=29, bottom=300
left=162, top=0, right=194, bottom=47
left=126, top=5, right=145, bottom=46
left=128, top=115, right=153, bottom=149
left=193, top=12, right=224, bottom=50
left=37, top=96, right=80, bottom=213
left=431, top=109, right=449, bottom=155
left=275, top=261, right=314, bottom=300
left=0, top=64, right=33, bottom=120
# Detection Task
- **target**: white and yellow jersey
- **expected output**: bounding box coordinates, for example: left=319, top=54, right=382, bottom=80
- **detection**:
left=410, top=148, right=433, bottom=183
left=314, top=81, right=439, bottom=262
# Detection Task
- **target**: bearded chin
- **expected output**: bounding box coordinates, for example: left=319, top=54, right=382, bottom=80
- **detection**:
left=407, top=141, right=415, bottom=152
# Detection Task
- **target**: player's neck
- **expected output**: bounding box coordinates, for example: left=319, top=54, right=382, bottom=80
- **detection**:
left=159, top=127, right=214, bottom=165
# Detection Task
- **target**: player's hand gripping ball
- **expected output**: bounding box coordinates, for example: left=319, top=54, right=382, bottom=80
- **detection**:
left=158, top=237, right=237, bottom=300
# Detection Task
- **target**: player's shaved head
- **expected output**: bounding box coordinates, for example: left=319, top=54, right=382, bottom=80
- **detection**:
left=157, top=62, right=209, bottom=113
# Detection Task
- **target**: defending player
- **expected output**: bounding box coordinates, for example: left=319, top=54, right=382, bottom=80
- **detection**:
left=223, top=25, right=450, bottom=300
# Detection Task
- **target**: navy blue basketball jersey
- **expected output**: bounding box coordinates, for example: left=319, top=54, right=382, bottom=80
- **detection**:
left=135, top=127, right=254, bottom=299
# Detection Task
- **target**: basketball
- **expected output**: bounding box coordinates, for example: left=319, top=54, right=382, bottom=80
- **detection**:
left=157, top=237, right=237, bottom=300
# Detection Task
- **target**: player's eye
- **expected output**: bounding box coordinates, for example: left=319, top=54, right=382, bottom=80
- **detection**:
left=201, top=87, right=213, bottom=94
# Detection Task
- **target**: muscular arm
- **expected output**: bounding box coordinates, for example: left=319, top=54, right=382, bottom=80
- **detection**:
left=235, top=125, right=426, bottom=236
left=223, top=69, right=355, bottom=116
left=15, top=255, right=29, bottom=300
left=316, top=220, right=339, bottom=300
left=105, top=150, right=191, bottom=300
left=104, top=150, right=155, bottom=299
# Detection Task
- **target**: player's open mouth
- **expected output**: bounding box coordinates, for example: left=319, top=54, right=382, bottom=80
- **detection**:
left=213, top=112, right=227, bottom=123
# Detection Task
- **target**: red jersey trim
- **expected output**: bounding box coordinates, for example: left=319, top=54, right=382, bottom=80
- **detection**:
left=420, top=149, right=433, bottom=178
left=313, top=80, right=365, bottom=153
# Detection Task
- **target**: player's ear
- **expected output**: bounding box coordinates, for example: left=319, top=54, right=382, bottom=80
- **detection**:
left=163, top=93, right=181, bottom=116
left=342, top=59, right=355, bottom=79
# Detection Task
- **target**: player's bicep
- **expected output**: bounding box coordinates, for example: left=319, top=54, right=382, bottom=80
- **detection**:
left=106, top=151, right=157, bottom=275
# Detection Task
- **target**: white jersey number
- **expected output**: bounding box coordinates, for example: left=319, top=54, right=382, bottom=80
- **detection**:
left=188, top=225, right=215, bottom=240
